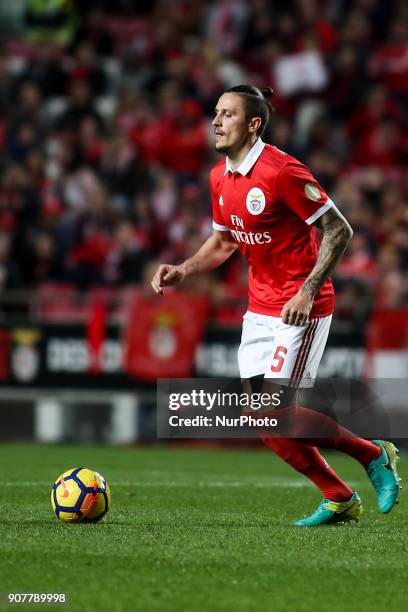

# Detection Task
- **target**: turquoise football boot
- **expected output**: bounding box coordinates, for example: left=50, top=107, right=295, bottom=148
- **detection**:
left=367, top=440, right=401, bottom=513
left=294, top=491, right=362, bottom=527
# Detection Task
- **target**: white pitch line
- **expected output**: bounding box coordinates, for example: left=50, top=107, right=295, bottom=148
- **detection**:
left=0, top=480, right=365, bottom=489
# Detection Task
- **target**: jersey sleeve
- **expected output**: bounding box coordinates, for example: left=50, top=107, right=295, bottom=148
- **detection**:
left=276, top=161, right=333, bottom=225
left=210, top=169, right=229, bottom=232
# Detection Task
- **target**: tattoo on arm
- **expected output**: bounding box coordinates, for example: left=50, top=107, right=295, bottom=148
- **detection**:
left=301, top=208, right=353, bottom=298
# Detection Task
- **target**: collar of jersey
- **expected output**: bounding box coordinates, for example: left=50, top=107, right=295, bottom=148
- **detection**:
left=224, top=138, right=265, bottom=176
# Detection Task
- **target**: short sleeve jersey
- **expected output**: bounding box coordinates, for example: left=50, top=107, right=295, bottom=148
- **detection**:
left=210, top=139, right=335, bottom=317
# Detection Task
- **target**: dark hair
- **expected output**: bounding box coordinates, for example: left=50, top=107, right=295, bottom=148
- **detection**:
left=225, top=85, right=274, bottom=136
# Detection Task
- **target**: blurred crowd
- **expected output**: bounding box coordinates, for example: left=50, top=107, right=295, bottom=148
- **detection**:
left=0, top=0, right=407, bottom=321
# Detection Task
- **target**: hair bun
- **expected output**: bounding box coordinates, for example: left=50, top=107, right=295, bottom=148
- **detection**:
left=260, top=87, right=274, bottom=99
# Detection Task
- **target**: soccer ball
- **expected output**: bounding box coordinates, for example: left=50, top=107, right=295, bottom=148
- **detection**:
left=51, top=468, right=111, bottom=523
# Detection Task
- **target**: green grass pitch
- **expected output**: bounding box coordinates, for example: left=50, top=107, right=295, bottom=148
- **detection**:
left=0, top=443, right=406, bottom=612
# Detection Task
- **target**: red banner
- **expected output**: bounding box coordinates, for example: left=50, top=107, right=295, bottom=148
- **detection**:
left=86, top=299, right=107, bottom=375
left=367, top=309, right=408, bottom=349
left=123, top=291, right=210, bottom=380
left=365, top=309, right=408, bottom=377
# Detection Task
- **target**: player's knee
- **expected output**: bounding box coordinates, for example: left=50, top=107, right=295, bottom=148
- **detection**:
left=275, top=387, right=297, bottom=409
left=245, top=377, right=297, bottom=410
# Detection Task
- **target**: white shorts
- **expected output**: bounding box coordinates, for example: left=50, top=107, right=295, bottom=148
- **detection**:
left=238, top=311, right=332, bottom=388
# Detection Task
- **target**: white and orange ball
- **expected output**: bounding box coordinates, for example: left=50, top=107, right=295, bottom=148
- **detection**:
left=51, top=468, right=111, bottom=523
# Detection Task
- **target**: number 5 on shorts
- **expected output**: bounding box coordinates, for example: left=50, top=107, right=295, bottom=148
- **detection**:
left=271, top=346, right=288, bottom=372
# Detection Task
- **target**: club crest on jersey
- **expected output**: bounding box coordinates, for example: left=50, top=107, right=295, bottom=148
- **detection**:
left=304, top=183, right=321, bottom=201
left=246, top=187, right=266, bottom=215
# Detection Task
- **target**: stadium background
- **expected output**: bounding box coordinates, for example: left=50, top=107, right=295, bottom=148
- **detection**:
left=0, top=0, right=406, bottom=443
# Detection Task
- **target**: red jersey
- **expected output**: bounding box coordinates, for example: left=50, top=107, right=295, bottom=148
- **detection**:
left=210, top=139, right=335, bottom=317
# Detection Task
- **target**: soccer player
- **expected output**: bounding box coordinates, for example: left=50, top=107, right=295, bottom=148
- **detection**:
left=151, top=85, right=400, bottom=526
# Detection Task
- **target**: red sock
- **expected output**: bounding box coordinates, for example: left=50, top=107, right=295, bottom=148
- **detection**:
left=271, top=405, right=382, bottom=468
left=262, top=436, right=353, bottom=502
left=299, top=437, right=381, bottom=468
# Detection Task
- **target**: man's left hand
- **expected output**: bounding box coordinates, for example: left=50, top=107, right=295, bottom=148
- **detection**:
left=281, top=291, right=314, bottom=326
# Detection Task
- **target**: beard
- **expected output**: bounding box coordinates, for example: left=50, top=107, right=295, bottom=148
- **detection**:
left=214, top=141, right=229, bottom=154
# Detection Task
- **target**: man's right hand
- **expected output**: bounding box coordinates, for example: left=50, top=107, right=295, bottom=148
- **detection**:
left=151, top=264, right=186, bottom=295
